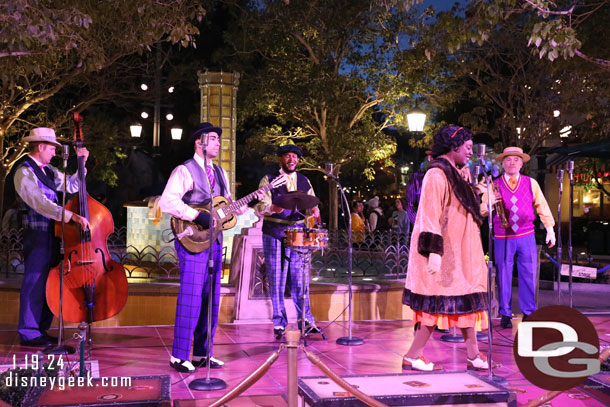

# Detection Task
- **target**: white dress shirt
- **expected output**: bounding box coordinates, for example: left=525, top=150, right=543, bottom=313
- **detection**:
left=13, top=155, right=81, bottom=223
left=159, top=154, right=232, bottom=221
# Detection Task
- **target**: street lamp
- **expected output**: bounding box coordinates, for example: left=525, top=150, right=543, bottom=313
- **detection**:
left=406, top=106, right=426, bottom=132
left=130, top=124, right=142, bottom=138
left=170, top=127, right=183, bottom=140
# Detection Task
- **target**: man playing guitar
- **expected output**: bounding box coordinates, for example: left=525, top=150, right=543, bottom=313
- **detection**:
left=159, top=122, right=266, bottom=372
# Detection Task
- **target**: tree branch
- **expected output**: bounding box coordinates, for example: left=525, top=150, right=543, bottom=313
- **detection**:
left=292, top=32, right=320, bottom=64
left=522, top=0, right=575, bottom=16
left=574, top=49, right=610, bottom=69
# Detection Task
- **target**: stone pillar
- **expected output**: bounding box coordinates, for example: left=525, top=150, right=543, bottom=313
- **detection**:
left=197, top=71, right=240, bottom=197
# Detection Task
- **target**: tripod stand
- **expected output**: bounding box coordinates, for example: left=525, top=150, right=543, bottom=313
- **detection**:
left=324, top=163, right=364, bottom=346
left=292, top=242, right=328, bottom=346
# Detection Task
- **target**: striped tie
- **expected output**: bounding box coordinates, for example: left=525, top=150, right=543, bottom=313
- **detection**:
left=206, top=165, right=215, bottom=191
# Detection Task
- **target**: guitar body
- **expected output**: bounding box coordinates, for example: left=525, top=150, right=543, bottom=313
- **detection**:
left=170, top=196, right=236, bottom=253
left=169, top=174, right=288, bottom=253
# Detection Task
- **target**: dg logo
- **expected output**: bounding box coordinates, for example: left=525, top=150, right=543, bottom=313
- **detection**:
left=514, top=305, right=600, bottom=391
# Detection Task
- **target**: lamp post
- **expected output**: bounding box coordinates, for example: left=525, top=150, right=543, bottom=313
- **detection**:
left=406, top=106, right=426, bottom=172
left=130, top=123, right=182, bottom=142
left=170, top=127, right=183, bottom=141
left=130, top=124, right=142, bottom=138
left=406, top=106, right=426, bottom=133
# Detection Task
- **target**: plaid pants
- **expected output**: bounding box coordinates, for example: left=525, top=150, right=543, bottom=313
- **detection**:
left=172, top=239, right=222, bottom=361
left=263, top=234, right=315, bottom=328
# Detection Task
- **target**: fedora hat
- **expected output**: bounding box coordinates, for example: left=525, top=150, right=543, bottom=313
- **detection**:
left=189, top=122, right=222, bottom=143
left=22, top=128, right=61, bottom=147
left=496, top=146, right=530, bottom=163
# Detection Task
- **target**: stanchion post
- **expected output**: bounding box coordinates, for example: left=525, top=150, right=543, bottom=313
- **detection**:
left=286, top=330, right=300, bottom=407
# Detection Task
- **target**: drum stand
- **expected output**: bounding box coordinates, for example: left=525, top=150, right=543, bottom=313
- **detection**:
left=292, top=244, right=328, bottom=346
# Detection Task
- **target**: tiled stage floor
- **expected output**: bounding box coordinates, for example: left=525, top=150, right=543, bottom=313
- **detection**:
left=1, top=317, right=609, bottom=406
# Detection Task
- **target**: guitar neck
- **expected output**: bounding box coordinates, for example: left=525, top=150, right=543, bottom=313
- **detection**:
left=224, top=183, right=275, bottom=216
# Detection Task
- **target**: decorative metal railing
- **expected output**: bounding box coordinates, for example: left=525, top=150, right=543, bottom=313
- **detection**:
left=0, top=227, right=410, bottom=280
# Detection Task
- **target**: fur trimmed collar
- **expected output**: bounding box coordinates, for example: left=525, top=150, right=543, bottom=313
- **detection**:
left=428, top=158, right=483, bottom=225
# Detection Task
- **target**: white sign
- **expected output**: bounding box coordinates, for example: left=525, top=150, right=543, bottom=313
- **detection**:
left=560, top=264, right=597, bottom=279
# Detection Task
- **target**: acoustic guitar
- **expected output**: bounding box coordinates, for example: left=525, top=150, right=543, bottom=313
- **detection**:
left=170, top=174, right=287, bottom=253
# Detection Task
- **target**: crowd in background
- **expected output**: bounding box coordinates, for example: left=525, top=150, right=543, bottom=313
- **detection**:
left=350, top=195, right=411, bottom=244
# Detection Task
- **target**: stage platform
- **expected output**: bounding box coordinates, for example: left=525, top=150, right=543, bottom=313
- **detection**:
left=1, top=317, right=608, bottom=406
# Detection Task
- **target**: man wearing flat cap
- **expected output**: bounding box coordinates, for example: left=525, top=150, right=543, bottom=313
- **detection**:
left=481, top=146, right=555, bottom=329
left=160, top=122, right=256, bottom=372
left=14, top=128, right=89, bottom=347
left=256, top=144, right=321, bottom=338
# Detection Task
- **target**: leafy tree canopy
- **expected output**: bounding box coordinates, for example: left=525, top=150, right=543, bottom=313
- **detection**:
left=0, top=0, right=206, bottom=212
left=219, top=0, right=434, bottom=179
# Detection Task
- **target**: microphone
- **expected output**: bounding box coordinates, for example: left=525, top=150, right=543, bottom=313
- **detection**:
left=199, top=132, right=208, bottom=148
left=325, top=162, right=336, bottom=180
left=471, top=165, right=481, bottom=186
left=567, top=160, right=574, bottom=183
left=476, top=143, right=486, bottom=160
left=62, top=144, right=70, bottom=169
left=557, top=168, right=564, bottom=193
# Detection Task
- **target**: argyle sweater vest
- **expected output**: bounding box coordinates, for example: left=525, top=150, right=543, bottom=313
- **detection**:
left=493, top=175, right=535, bottom=239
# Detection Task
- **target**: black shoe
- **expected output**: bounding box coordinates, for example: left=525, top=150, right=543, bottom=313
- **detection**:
left=43, top=333, right=58, bottom=344
left=192, top=356, right=224, bottom=369
left=170, top=357, right=195, bottom=373
left=274, top=327, right=285, bottom=340
left=500, top=315, right=512, bottom=329
left=20, top=336, right=53, bottom=347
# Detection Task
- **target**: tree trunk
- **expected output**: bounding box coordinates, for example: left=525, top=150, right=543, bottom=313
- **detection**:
left=0, top=172, right=6, bottom=216
left=329, top=179, right=338, bottom=231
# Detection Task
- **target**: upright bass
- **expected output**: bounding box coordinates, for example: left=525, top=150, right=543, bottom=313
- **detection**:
left=46, top=113, right=128, bottom=323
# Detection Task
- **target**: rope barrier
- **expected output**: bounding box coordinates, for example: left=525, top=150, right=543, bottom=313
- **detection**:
left=207, top=345, right=284, bottom=407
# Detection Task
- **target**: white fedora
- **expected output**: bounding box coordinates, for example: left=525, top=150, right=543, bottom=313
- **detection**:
left=22, top=128, right=62, bottom=147
left=496, top=146, right=530, bottom=163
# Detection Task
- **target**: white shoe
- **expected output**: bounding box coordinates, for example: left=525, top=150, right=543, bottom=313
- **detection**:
left=193, top=355, right=225, bottom=368
left=402, top=355, right=442, bottom=371
left=467, top=353, right=489, bottom=370
left=170, top=356, right=195, bottom=373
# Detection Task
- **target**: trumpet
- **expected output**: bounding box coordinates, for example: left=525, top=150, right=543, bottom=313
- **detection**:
left=491, top=181, right=510, bottom=229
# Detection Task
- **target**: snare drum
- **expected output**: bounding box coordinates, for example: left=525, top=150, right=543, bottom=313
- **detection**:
left=285, top=228, right=328, bottom=250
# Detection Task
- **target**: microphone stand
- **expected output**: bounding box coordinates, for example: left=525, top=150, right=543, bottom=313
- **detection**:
left=189, top=134, right=226, bottom=391
left=326, top=163, right=363, bottom=346
left=555, top=169, right=564, bottom=306
left=45, top=145, right=76, bottom=356
left=478, top=152, right=507, bottom=384
left=567, top=161, right=574, bottom=308
left=441, top=165, right=487, bottom=344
